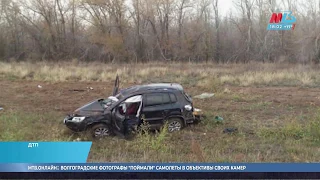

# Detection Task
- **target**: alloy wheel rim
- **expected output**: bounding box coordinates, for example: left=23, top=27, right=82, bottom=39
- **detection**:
left=94, top=127, right=110, bottom=137
left=168, top=121, right=182, bottom=132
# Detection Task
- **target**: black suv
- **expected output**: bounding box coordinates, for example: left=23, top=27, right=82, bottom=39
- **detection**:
left=63, top=76, right=202, bottom=138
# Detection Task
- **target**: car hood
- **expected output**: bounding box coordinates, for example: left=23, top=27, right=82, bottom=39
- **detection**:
left=74, top=99, right=105, bottom=116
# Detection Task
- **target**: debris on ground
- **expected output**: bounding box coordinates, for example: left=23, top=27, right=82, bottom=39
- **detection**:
left=69, top=89, right=86, bottom=92
left=0, top=107, right=3, bottom=111
left=194, top=93, right=214, bottom=99
left=215, top=116, right=224, bottom=123
left=37, top=85, right=42, bottom=88
left=223, top=88, right=231, bottom=94
left=193, top=108, right=203, bottom=116
left=73, top=138, right=81, bottom=142
left=223, top=128, right=238, bottom=134
left=87, top=87, right=94, bottom=90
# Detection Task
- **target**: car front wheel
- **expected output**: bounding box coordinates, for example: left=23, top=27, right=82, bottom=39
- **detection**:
left=91, top=123, right=113, bottom=138
left=167, top=118, right=183, bottom=133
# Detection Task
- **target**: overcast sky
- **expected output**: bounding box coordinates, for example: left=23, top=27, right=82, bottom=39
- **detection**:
left=219, top=0, right=234, bottom=16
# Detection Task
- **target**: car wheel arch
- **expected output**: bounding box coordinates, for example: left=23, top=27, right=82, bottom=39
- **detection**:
left=86, top=121, right=111, bottom=131
left=87, top=123, right=114, bottom=138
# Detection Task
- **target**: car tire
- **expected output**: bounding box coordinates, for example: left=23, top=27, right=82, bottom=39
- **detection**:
left=167, top=118, right=184, bottom=133
left=90, top=123, right=113, bottom=139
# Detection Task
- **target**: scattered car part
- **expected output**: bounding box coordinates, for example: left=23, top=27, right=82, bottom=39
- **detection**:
left=73, top=138, right=81, bottom=142
left=194, top=93, right=214, bottom=99
left=192, top=108, right=204, bottom=123
left=223, top=128, right=238, bottom=134
left=215, top=116, right=224, bottom=123
left=69, top=89, right=86, bottom=92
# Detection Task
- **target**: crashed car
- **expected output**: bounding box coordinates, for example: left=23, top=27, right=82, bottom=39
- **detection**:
left=63, top=76, right=202, bottom=138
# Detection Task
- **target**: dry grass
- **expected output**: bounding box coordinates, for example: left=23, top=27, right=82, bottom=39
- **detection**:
left=1, top=61, right=320, bottom=87
left=1, top=109, right=319, bottom=162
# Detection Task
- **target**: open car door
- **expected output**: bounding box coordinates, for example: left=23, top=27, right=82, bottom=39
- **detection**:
left=111, top=95, right=143, bottom=135
left=112, top=75, right=120, bottom=96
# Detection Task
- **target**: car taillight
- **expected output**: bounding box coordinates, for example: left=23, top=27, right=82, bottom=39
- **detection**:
left=184, top=105, right=192, bottom=111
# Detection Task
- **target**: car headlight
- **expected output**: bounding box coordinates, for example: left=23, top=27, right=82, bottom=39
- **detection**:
left=72, top=116, right=86, bottom=122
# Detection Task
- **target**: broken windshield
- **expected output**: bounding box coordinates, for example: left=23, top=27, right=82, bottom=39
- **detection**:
left=102, top=93, right=123, bottom=108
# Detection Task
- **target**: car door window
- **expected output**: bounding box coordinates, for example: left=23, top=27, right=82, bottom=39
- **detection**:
left=145, top=94, right=162, bottom=106
left=145, top=93, right=171, bottom=107
left=113, top=95, right=142, bottom=130
left=124, top=95, right=142, bottom=117
left=169, top=93, right=177, bottom=103
left=162, top=93, right=171, bottom=104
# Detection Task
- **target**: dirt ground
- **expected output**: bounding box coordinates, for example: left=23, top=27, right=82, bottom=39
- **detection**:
left=1, top=79, right=320, bottom=127
left=1, top=80, right=320, bottom=115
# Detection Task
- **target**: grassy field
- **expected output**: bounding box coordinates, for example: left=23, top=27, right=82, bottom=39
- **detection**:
left=0, top=61, right=320, bottom=162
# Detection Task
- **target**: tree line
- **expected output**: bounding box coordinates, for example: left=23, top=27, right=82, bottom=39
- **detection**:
left=0, top=0, right=319, bottom=63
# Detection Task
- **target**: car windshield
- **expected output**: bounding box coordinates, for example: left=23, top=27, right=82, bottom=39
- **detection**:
left=103, top=97, right=116, bottom=104
left=115, top=93, right=124, bottom=100
left=102, top=93, right=123, bottom=108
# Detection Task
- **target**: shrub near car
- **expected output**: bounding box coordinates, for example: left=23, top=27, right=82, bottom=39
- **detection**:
left=63, top=76, right=202, bottom=138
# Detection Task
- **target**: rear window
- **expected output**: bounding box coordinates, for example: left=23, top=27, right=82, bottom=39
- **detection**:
left=169, top=93, right=177, bottom=103
left=145, top=93, right=171, bottom=106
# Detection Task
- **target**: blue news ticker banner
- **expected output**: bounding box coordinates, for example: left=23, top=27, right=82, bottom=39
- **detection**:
left=0, top=163, right=319, bottom=172
left=0, top=142, right=92, bottom=163
left=0, top=142, right=319, bottom=173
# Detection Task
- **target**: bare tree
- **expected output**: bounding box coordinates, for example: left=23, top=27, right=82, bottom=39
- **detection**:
left=212, top=0, right=220, bottom=63
left=0, top=0, right=317, bottom=64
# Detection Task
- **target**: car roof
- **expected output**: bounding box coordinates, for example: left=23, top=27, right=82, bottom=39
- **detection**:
left=109, top=83, right=185, bottom=110
left=119, top=83, right=183, bottom=96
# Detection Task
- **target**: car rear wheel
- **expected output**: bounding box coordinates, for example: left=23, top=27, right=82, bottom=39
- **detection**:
left=167, top=118, right=183, bottom=133
left=91, top=124, right=113, bottom=138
